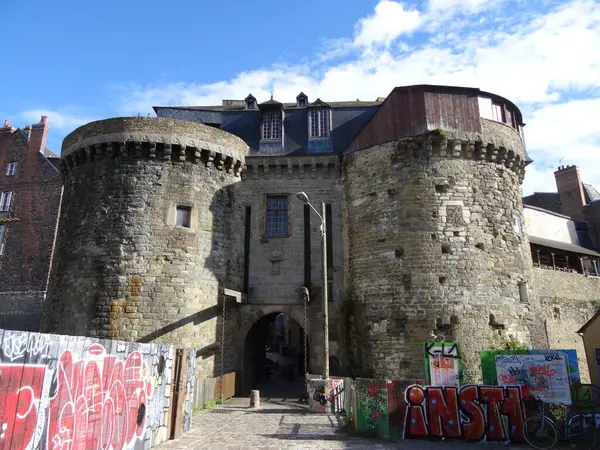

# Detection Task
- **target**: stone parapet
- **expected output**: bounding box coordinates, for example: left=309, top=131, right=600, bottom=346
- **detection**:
left=242, top=154, right=339, bottom=180
left=61, top=117, right=247, bottom=176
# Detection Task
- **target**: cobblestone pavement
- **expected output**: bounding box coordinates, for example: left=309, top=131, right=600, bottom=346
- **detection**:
left=155, top=398, right=520, bottom=450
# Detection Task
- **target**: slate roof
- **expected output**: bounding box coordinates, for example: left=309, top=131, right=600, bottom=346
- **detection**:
left=155, top=99, right=384, bottom=112
left=583, top=183, right=600, bottom=203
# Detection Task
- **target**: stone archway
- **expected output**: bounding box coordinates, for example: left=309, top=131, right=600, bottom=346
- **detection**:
left=238, top=305, right=310, bottom=397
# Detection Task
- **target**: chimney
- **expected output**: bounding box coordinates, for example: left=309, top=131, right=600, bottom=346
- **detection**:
left=0, top=119, right=14, bottom=156
left=555, top=164, right=586, bottom=220
left=24, top=116, right=50, bottom=178
left=29, top=115, right=49, bottom=153
left=23, top=125, right=32, bottom=140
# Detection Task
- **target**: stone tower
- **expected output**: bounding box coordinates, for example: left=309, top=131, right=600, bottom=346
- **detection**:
left=41, top=117, right=246, bottom=378
left=342, top=86, right=537, bottom=382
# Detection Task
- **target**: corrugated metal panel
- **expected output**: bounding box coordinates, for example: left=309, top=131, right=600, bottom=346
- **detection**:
left=424, top=91, right=482, bottom=133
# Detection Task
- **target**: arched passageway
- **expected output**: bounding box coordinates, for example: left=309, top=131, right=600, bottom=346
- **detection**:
left=243, top=312, right=309, bottom=397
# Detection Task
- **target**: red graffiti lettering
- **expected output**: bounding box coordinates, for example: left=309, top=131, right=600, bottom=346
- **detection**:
left=0, top=364, right=46, bottom=450
left=460, top=385, right=486, bottom=441
left=427, top=387, right=460, bottom=438
left=499, top=374, right=517, bottom=384
left=47, top=345, right=153, bottom=450
left=405, top=385, right=428, bottom=437
left=528, top=364, right=557, bottom=377
left=404, top=384, right=527, bottom=443
left=501, top=387, right=525, bottom=442
left=479, top=387, right=506, bottom=441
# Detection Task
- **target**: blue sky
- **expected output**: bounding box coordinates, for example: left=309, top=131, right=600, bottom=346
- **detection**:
left=1, top=0, right=599, bottom=195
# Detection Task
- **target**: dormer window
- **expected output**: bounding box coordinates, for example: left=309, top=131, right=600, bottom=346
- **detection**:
left=261, top=111, right=282, bottom=140
left=309, top=109, right=330, bottom=138
left=296, top=92, right=308, bottom=108
left=245, top=94, right=257, bottom=110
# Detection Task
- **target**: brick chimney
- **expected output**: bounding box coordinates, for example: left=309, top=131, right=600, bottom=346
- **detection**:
left=555, top=164, right=586, bottom=220
left=24, top=116, right=50, bottom=179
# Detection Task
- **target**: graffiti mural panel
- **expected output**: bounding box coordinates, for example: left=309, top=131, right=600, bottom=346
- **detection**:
left=424, top=342, right=463, bottom=387
left=307, top=378, right=344, bottom=413
left=0, top=329, right=182, bottom=450
left=481, top=349, right=579, bottom=404
left=404, top=384, right=527, bottom=444
left=355, top=378, right=389, bottom=438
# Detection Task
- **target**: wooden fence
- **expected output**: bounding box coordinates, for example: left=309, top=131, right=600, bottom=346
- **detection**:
left=193, top=371, right=236, bottom=409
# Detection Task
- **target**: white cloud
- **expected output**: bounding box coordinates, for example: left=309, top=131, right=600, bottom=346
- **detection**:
left=112, top=0, right=600, bottom=195
left=19, top=109, right=95, bottom=131
left=353, top=1, right=421, bottom=47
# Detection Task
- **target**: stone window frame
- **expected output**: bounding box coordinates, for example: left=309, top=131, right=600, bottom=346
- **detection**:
left=166, top=201, right=198, bottom=232
left=263, top=193, right=291, bottom=239
left=0, top=224, right=5, bottom=255
left=6, top=162, right=17, bottom=176
left=0, top=191, right=13, bottom=212
left=513, top=214, right=522, bottom=235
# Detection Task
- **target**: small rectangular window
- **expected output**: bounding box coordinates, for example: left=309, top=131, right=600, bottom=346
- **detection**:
left=513, top=214, right=522, bottom=235
left=176, top=206, right=191, bottom=228
left=0, top=191, right=12, bottom=212
left=0, top=224, right=5, bottom=255
left=6, top=162, right=17, bottom=176
left=266, top=195, right=288, bottom=237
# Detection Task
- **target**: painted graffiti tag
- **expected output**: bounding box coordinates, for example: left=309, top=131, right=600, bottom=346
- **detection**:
left=1, top=333, right=51, bottom=362
left=425, top=342, right=460, bottom=359
left=0, top=333, right=178, bottom=450
left=404, top=384, right=527, bottom=443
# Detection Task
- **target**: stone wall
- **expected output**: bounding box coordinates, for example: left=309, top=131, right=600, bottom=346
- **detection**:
left=42, top=117, right=246, bottom=380
left=236, top=154, right=347, bottom=378
left=531, top=267, right=600, bottom=383
left=342, top=126, right=535, bottom=382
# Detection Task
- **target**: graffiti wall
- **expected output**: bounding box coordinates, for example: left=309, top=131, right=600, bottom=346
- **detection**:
left=307, top=378, right=344, bottom=413
left=404, top=384, right=527, bottom=443
left=481, top=349, right=579, bottom=404
left=425, top=342, right=463, bottom=387
left=387, top=379, right=423, bottom=442
left=0, top=329, right=180, bottom=450
left=355, top=378, right=389, bottom=438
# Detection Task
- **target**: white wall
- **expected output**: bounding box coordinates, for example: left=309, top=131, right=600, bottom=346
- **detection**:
left=524, top=206, right=579, bottom=244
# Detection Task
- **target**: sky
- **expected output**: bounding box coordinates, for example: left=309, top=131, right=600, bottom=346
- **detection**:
left=1, top=0, right=599, bottom=195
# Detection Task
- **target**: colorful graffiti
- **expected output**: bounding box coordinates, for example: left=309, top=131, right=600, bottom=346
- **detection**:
left=404, top=384, right=527, bottom=443
left=0, top=329, right=183, bottom=450
left=356, top=378, right=389, bottom=438
left=481, top=350, right=579, bottom=404
left=387, top=379, right=423, bottom=442
left=307, top=378, right=344, bottom=413
left=425, top=342, right=463, bottom=387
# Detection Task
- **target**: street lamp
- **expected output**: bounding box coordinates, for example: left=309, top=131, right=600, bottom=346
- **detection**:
left=295, top=191, right=329, bottom=380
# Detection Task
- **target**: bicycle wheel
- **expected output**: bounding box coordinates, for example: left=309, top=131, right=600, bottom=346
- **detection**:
left=568, top=414, right=598, bottom=450
left=523, top=415, right=559, bottom=450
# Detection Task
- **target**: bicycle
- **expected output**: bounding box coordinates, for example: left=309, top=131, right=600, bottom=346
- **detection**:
left=522, top=395, right=598, bottom=450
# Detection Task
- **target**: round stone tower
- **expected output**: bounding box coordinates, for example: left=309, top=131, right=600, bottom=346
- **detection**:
left=342, top=87, right=536, bottom=382
left=42, top=117, right=246, bottom=378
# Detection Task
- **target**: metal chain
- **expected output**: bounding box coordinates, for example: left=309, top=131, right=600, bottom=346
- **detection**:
left=303, top=289, right=309, bottom=380
left=219, top=297, right=226, bottom=401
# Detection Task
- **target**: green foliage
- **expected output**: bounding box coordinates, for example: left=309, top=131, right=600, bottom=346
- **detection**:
left=491, top=335, right=528, bottom=351
left=430, top=128, right=448, bottom=137
left=203, top=399, right=217, bottom=409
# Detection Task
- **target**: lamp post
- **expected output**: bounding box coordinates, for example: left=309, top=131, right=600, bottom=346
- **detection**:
left=295, top=192, right=329, bottom=380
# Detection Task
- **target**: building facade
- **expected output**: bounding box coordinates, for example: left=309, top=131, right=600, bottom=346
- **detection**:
left=0, top=117, right=62, bottom=331
left=38, top=85, right=600, bottom=387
